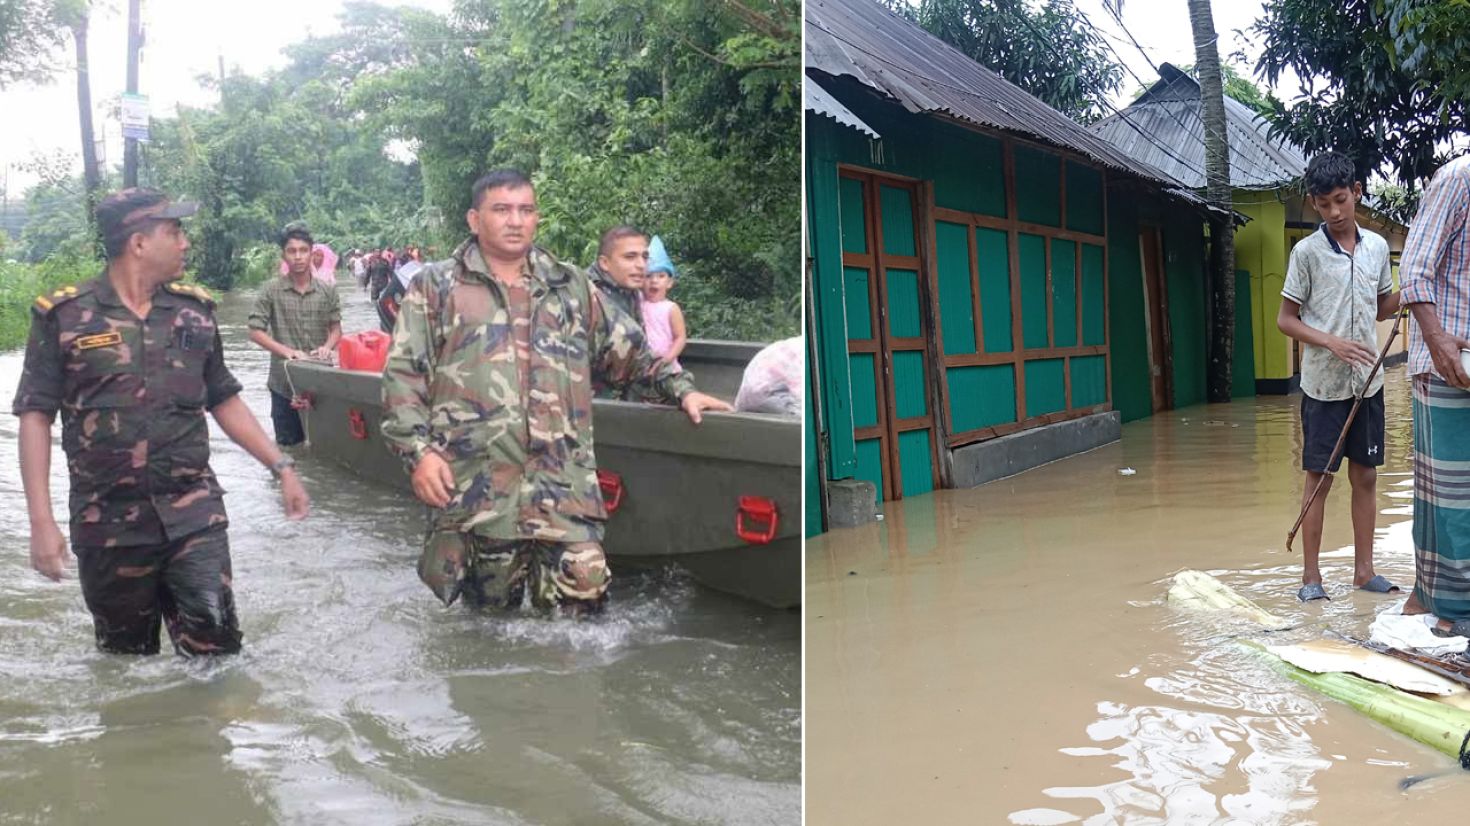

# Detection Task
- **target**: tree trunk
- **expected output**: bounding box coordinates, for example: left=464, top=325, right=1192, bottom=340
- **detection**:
left=1189, top=0, right=1236, bottom=402
left=73, top=14, right=101, bottom=249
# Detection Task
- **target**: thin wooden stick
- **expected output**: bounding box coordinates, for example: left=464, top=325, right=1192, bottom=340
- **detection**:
left=1286, top=315, right=1406, bottom=552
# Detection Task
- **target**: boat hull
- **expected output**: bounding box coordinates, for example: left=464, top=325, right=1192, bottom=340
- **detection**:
left=285, top=343, right=800, bottom=608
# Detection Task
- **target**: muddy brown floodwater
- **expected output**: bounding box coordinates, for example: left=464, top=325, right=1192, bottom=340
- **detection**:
left=0, top=284, right=800, bottom=825
left=807, top=364, right=1470, bottom=824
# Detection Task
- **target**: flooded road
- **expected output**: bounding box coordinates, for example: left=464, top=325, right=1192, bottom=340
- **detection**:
left=806, top=365, right=1470, bottom=824
left=0, top=284, right=800, bottom=825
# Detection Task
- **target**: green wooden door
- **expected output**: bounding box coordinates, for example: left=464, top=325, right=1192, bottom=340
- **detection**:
left=839, top=171, right=938, bottom=501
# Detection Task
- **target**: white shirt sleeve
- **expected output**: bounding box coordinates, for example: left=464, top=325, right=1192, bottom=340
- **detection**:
left=1377, top=242, right=1394, bottom=295
left=1282, top=243, right=1309, bottom=303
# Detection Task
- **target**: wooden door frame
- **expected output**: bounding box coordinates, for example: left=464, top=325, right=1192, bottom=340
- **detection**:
left=1139, top=222, right=1174, bottom=412
left=838, top=167, right=941, bottom=501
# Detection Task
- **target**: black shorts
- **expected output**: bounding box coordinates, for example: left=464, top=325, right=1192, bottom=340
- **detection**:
left=271, top=390, right=305, bottom=446
left=74, top=525, right=242, bottom=656
left=1301, top=389, right=1385, bottom=473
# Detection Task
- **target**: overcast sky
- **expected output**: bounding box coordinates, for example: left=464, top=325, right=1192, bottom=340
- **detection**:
left=1073, top=0, right=1287, bottom=105
left=0, top=0, right=452, bottom=197
left=0, top=0, right=1285, bottom=198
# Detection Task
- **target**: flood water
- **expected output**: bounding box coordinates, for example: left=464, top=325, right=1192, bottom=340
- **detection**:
left=0, top=284, right=800, bottom=825
left=806, top=364, right=1470, bottom=824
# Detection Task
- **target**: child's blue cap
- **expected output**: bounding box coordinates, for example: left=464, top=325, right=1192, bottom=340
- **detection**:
left=648, top=235, right=677, bottom=279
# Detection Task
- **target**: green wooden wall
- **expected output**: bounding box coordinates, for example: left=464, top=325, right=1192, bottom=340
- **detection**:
left=807, top=83, right=1219, bottom=534
left=1111, top=193, right=1206, bottom=412
left=1105, top=190, right=1153, bottom=423
left=805, top=342, right=823, bottom=537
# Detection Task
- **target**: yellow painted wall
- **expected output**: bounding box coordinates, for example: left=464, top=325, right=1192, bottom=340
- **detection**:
left=1233, top=191, right=1408, bottom=389
left=1236, top=191, right=1292, bottom=381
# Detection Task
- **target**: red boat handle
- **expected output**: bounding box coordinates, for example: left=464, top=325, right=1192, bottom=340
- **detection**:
left=736, top=496, right=779, bottom=544
left=598, top=469, right=625, bottom=514
left=347, top=408, right=368, bottom=440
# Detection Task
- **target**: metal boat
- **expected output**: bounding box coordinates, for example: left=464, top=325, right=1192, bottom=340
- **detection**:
left=284, top=340, right=800, bottom=608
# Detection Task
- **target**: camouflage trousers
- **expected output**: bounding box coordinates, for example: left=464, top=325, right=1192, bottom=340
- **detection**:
left=74, top=524, right=242, bottom=656
left=419, top=532, right=610, bottom=614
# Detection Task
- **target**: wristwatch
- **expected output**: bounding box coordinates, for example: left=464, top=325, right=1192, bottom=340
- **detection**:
left=269, top=455, right=297, bottom=477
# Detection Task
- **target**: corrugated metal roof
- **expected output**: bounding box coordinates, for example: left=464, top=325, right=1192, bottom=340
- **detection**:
left=804, top=0, right=1215, bottom=211
left=805, top=76, right=880, bottom=139
left=1090, top=64, right=1308, bottom=190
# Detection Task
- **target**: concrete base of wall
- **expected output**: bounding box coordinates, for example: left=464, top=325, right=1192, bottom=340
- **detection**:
left=948, top=411, right=1122, bottom=488
left=826, top=479, right=879, bottom=529
left=1256, top=374, right=1301, bottom=395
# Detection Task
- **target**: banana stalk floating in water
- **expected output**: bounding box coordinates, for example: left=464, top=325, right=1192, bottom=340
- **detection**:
left=1168, top=570, right=1470, bottom=770
left=1166, top=569, right=1292, bottom=630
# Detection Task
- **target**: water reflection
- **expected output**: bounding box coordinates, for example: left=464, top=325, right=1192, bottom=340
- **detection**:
left=0, top=286, right=799, bottom=824
left=807, top=368, right=1464, bottom=825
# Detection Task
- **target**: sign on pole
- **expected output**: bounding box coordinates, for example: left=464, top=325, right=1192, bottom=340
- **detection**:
left=120, top=93, right=150, bottom=142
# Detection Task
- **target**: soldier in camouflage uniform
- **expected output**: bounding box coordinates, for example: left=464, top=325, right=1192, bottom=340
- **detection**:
left=587, top=226, right=679, bottom=403
left=587, top=225, right=646, bottom=323
left=14, top=189, right=310, bottom=655
left=381, top=170, right=731, bottom=615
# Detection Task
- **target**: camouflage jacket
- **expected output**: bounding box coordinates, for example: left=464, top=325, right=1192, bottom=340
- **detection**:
left=381, top=240, right=696, bottom=543
left=11, top=273, right=242, bottom=548
left=585, top=262, right=681, bottom=403
left=587, top=262, right=642, bottom=323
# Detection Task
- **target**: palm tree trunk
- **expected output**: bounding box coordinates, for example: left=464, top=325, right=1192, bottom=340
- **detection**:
left=73, top=16, right=99, bottom=196
left=72, top=12, right=101, bottom=252
left=1188, top=0, right=1236, bottom=402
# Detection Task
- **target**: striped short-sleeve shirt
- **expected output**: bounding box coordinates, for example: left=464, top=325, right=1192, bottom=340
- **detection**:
left=1400, top=155, right=1470, bottom=378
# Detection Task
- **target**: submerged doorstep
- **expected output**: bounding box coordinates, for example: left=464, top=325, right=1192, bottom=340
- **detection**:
left=947, top=411, right=1121, bottom=488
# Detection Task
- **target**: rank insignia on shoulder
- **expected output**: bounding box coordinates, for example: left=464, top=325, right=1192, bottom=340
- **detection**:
left=34, top=283, right=81, bottom=313
left=75, top=331, right=123, bottom=350
left=165, top=281, right=214, bottom=303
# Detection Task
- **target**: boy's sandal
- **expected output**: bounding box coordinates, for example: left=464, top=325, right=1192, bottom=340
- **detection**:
left=1297, top=582, right=1330, bottom=602
left=1357, top=575, right=1401, bottom=594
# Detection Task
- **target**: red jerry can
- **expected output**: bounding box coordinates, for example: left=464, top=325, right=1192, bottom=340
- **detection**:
left=339, top=330, right=391, bottom=372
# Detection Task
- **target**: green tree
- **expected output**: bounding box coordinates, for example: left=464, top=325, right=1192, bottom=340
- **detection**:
left=138, top=22, right=429, bottom=289
left=889, top=0, right=1124, bottom=124
left=17, top=177, right=89, bottom=261
left=10, top=0, right=800, bottom=340
left=1369, top=181, right=1419, bottom=225
left=1254, top=0, right=1470, bottom=190
left=0, top=0, right=70, bottom=87
left=353, top=0, right=801, bottom=336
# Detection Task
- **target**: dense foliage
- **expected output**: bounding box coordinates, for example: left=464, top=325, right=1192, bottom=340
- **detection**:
left=1254, top=0, right=1470, bottom=193
left=8, top=0, right=800, bottom=342
left=352, top=0, right=800, bottom=334
left=0, top=0, right=81, bottom=88
left=888, top=0, right=1123, bottom=124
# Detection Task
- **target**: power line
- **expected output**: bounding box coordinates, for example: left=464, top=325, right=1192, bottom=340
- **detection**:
left=1061, top=3, right=1253, bottom=177
left=980, top=5, right=1213, bottom=179
left=1078, top=0, right=1299, bottom=185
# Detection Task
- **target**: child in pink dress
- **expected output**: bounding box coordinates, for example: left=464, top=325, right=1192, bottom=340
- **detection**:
left=640, top=235, right=686, bottom=372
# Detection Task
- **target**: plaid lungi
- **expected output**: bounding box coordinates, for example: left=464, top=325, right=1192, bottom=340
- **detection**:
left=1412, top=375, right=1470, bottom=621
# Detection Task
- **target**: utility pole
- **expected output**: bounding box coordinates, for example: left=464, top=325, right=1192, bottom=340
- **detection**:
left=123, top=0, right=141, bottom=188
